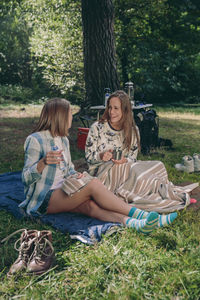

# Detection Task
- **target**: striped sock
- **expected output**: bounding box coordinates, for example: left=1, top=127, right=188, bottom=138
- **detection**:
left=128, top=207, right=178, bottom=228
left=126, top=211, right=159, bottom=235
left=158, top=212, right=178, bottom=227
left=128, top=207, right=148, bottom=219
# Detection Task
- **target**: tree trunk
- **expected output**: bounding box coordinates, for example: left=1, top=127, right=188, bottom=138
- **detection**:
left=81, top=0, right=120, bottom=105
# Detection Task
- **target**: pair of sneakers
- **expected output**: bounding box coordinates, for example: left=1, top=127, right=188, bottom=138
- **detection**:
left=175, top=153, right=200, bottom=173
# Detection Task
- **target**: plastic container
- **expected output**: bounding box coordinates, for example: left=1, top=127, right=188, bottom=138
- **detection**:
left=77, top=128, right=89, bottom=150
left=52, top=145, right=65, bottom=171
left=104, top=88, right=111, bottom=107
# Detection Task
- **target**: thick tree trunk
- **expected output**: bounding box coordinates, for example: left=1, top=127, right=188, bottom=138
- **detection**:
left=81, top=0, right=120, bottom=105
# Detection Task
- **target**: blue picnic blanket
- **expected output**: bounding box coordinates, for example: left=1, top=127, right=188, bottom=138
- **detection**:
left=0, top=171, right=121, bottom=244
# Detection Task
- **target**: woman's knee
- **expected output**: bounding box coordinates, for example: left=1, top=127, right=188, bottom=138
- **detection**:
left=87, top=200, right=101, bottom=217
left=87, top=178, right=103, bottom=192
left=74, top=199, right=100, bottom=217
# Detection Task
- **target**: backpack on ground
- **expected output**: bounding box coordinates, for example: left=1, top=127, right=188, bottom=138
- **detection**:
left=134, top=109, right=159, bottom=155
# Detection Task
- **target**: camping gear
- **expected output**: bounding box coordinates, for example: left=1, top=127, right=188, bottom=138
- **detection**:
left=175, top=155, right=194, bottom=173
left=77, top=127, right=89, bottom=150
left=134, top=109, right=159, bottom=155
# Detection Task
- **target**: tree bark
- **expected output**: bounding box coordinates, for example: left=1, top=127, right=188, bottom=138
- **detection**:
left=81, top=0, right=120, bottom=105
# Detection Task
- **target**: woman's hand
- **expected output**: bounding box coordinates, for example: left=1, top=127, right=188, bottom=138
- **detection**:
left=100, top=150, right=113, bottom=162
left=76, top=172, right=84, bottom=179
left=68, top=172, right=84, bottom=179
left=37, top=150, right=63, bottom=173
left=44, top=150, right=63, bottom=165
left=111, top=156, right=127, bottom=165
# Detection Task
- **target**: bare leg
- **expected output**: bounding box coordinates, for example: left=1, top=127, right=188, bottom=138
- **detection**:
left=71, top=200, right=128, bottom=224
left=47, top=179, right=159, bottom=233
left=47, top=178, right=131, bottom=217
left=85, top=178, right=131, bottom=215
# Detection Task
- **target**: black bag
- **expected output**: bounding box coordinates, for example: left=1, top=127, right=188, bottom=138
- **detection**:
left=134, top=109, right=159, bottom=155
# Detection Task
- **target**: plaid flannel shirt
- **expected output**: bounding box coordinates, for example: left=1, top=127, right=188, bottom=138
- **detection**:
left=19, top=130, right=76, bottom=217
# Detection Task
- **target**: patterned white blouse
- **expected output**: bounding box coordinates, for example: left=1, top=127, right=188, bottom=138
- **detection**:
left=85, top=121, right=139, bottom=175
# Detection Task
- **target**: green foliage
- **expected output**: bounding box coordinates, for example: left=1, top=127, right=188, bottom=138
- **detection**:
left=114, top=0, right=200, bottom=104
left=0, top=0, right=33, bottom=86
left=0, top=0, right=84, bottom=104
left=23, top=0, right=84, bottom=103
left=0, top=84, right=34, bottom=104
left=0, top=0, right=200, bottom=105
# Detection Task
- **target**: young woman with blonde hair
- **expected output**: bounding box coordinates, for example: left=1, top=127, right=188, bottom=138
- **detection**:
left=20, top=97, right=167, bottom=235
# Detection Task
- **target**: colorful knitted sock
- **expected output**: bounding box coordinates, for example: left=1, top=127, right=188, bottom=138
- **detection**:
left=157, top=212, right=178, bottom=227
left=128, top=207, right=148, bottom=219
left=126, top=211, right=159, bottom=234
left=128, top=207, right=178, bottom=228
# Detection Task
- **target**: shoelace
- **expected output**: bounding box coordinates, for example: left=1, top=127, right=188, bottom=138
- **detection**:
left=1, top=229, right=54, bottom=262
left=1, top=228, right=27, bottom=244
left=30, top=234, right=54, bottom=262
left=15, top=235, right=37, bottom=263
left=1, top=228, right=37, bottom=264
left=15, top=241, right=33, bottom=263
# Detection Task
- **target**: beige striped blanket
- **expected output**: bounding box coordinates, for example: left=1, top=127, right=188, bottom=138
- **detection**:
left=62, top=171, right=93, bottom=196
left=95, top=160, right=198, bottom=213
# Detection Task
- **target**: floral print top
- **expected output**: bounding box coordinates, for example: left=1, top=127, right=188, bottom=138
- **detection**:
left=85, top=121, right=139, bottom=175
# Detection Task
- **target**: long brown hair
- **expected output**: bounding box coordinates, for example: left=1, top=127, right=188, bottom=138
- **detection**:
left=100, top=90, right=140, bottom=150
left=33, top=98, right=70, bottom=137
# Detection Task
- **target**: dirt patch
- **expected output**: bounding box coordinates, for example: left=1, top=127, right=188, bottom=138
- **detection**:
left=188, top=186, right=200, bottom=211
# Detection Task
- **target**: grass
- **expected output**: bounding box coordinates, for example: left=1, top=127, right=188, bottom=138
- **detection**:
left=0, top=104, right=200, bottom=299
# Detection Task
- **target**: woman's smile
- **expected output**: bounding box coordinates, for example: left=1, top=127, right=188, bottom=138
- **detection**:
left=108, top=97, right=122, bottom=128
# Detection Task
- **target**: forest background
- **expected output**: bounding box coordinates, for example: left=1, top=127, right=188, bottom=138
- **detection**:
left=0, top=0, right=200, bottom=107
left=1, top=1, right=200, bottom=298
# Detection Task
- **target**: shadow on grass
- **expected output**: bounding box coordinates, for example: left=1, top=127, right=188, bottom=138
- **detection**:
left=0, top=210, right=77, bottom=276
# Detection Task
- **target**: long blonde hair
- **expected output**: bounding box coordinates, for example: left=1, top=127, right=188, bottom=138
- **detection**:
left=33, top=98, right=70, bottom=137
left=100, top=90, right=140, bottom=150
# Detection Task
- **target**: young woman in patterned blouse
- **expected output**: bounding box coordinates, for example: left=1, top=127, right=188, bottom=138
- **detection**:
left=85, top=90, right=194, bottom=223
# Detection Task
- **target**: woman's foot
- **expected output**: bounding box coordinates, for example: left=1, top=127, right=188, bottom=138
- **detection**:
left=128, top=207, right=178, bottom=228
left=128, top=207, right=148, bottom=219
left=126, top=211, right=159, bottom=234
left=157, top=212, right=177, bottom=227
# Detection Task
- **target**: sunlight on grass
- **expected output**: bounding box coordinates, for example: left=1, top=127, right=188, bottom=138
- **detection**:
left=0, top=104, right=80, bottom=118
left=158, top=111, right=200, bottom=122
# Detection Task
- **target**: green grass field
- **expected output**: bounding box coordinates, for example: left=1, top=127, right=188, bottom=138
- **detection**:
left=0, top=104, right=200, bottom=299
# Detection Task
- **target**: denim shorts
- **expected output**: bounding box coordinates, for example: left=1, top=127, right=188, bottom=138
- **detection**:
left=38, top=189, right=55, bottom=215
